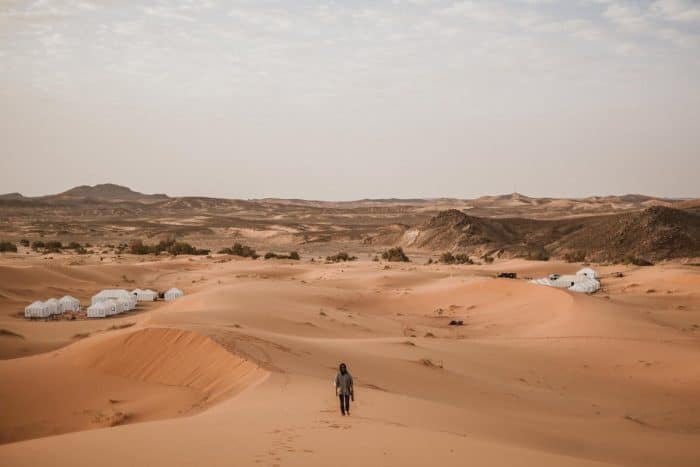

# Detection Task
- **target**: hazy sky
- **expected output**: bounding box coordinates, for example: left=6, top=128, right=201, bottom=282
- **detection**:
left=1, top=0, right=699, bottom=200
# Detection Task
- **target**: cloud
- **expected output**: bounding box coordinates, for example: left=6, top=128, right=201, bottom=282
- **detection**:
left=650, top=0, right=700, bottom=23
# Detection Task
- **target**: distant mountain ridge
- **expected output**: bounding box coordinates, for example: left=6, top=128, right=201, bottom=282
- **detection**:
left=1, top=184, right=698, bottom=261
left=56, top=184, right=169, bottom=202
left=406, top=206, right=700, bottom=262
left=0, top=184, right=168, bottom=204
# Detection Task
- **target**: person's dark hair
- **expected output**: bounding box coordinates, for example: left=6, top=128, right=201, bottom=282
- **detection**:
left=339, top=363, right=347, bottom=374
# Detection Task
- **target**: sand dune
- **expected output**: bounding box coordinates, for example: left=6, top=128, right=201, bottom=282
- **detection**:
left=0, top=256, right=698, bottom=466
left=0, top=327, right=265, bottom=444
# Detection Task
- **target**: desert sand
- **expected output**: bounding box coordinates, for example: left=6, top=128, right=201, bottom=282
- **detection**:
left=0, top=253, right=698, bottom=466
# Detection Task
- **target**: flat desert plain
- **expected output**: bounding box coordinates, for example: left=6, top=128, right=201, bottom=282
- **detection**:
left=0, top=254, right=699, bottom=466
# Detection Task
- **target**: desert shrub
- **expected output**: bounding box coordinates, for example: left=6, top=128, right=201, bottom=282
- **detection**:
left=326, top=252, right=356, bottom=262
left=564, top=250, right=587, bottom=263
left=440, top=252, right=473, bottom=264
left=0, top=241, right=17, bottom=253
left=44, top=241, right=63, bottom=253
left=525, top=248, right=549, bottom=261
left=129, top=239, right=150, bottom=255
left=130, top=238, right=208, bottom=256
left=169, top=242, right=195, bottom=256
left=440, top=252, right=455, bottom=264
left=31, top=240, right=45, bottom=250
left=218, top=247, right=233, bottom=254
left=455, top=253, right=472, bottom=264
left=622, top=255, right=654, bottom=266
left=19, top=239, right=30, bottom=247
left=426, top=258, right=433, bottom=265
left=483, top=255, right=494, bottom=264
left=381, top=247, right=409, bottom=262
left=65, top=241, right=82, bottom=250
left=230, top=242, right=259, bottom=259
left=265, top=251, right=301, bottom=260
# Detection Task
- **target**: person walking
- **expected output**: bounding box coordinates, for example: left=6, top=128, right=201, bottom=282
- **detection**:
left=335, top=363, right=354, bottom=416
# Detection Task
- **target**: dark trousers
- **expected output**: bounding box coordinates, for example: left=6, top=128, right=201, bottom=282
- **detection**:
left=339, top=394, right=350, bottom=414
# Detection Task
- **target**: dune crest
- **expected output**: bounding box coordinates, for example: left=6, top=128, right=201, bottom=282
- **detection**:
left=72, top=328, right=263, bottom=402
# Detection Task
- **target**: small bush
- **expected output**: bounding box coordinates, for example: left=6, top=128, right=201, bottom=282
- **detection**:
left=326, top=252, right=357, bottom=262
left=265, top=251, right=301, bottom=260
left=483, top=255, right=494, bottom=264
left=129, top=238, right=209, bottom=256
left=0, top=241, right=17, bottom=253
left=564, top=250, right=587, bottom=263
left=44, top=241, right=63, bottom=253
left=224, top=242, right=258, bottom=259
left=31, top=240, right=45, bottom=250
left=440, top=252, right=472, bottom=264
left=20, top=239, right=30, bottom=247
left=129, top=239, right=150, bottom=255
left=65, top=241, right=82, bottom=250
left=381, top=247, right=409, bottom=262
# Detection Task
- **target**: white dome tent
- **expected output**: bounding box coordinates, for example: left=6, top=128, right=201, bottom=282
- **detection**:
left=87, top=301, right=109, bottom=318
left=44, top=298, right=60, bottom=316
left=132, top=288, right=157, bottom=302
left=576, top=267, right=598, bottom=280
left=59, top=295, right=80, bottom=312
left=164, top=287, right=184, bottom=301
left=25, top=301, right=46, bottom=319
left=92, top=289, right=136, bottom=311
left=104, top=299, right=120, bottom=316
left=115, top=298, right=131, bottom=313
left=569, top=276, right=600, bottom=293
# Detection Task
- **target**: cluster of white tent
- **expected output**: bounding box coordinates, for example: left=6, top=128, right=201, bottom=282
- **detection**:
left=24, top=287, right=185, bottom=319
left=529, top=267, right=600, bottom=294
left=24, top=296, right=81, bottom=319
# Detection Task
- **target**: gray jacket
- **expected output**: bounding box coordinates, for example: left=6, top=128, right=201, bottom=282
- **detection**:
left=335, top=371, right=354, bottom=396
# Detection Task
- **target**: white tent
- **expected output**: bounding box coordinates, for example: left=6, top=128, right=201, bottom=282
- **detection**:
left=87, top=302, right=108, bottom=318
left=142, top=289, right=158, bottom=301
left=115, top=298, right=131, bottom=313
left=25, top=301, right=45, bottom=318
left=45, top=298, right=60, bottom=315
left=164, top=287, right=183, bottom=301
left=92, top=289, right=136, bottom=311
left=576, top=267, right=598, bottom=280
left=569, top=276, right=600, bottom=293
left=59, top=295, right=81, bottom=312
left=132, top=288, right=157, bottom=302
left=102, top=300, right=121, bottom=316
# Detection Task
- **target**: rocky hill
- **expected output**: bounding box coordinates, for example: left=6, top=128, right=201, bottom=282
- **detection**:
left=52, top=184, right=168, bottom=203
left=407, top=207, right=700, bottom=262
